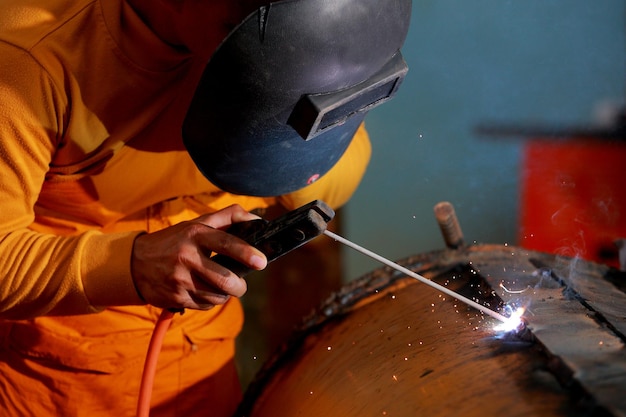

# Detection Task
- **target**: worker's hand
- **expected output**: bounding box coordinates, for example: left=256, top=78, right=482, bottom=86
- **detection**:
left=131, top=204, right=267, bottom=310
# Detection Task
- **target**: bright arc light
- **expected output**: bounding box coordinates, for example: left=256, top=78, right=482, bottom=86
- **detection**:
left=493, top=307, right=525, bottom=332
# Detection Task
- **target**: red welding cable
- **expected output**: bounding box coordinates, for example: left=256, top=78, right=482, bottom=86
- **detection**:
left=136, top=308, right=174, bottom=417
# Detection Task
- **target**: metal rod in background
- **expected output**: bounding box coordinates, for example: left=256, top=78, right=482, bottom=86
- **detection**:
left=323, top=230, right=508, bottom=323
left=433, top=201, right=464, bottom=249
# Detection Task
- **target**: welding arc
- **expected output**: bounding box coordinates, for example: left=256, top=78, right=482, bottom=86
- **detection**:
left=323, top=230, right=509, bottom=323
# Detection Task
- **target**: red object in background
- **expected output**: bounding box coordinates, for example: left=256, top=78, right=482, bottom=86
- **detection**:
left=519, top=139, right=626, bottom=269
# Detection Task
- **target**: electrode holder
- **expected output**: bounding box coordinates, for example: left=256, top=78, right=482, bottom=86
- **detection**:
left=212, top=200, right=335, bottom=277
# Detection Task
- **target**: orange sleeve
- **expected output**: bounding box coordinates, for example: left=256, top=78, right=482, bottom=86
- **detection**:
left=0, top=43, right=143, bottom=319
left=278, top=123, right=372, bottom=211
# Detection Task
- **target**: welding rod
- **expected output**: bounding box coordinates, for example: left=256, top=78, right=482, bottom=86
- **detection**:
left=323, top=230, right=508, bottom=323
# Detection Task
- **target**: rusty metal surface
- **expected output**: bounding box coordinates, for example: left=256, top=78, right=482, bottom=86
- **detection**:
left=237, top=245, right=626, bottom=417
left=465, top=245, right=626, bottom=417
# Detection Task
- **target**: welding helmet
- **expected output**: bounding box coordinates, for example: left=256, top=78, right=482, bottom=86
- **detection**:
left=183, top=0, right=412, bottom=196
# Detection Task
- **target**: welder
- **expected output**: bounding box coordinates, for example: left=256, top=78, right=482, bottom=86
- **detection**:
left=0, top=0, right=410, bottom=415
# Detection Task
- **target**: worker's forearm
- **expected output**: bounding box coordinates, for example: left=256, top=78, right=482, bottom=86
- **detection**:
left=0, top=229, right=144, bottom=319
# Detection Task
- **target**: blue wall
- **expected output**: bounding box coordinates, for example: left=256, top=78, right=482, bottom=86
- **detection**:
left=343, top=1, right=625, bottom=279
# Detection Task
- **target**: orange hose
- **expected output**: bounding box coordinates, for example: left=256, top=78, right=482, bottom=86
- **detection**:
left=136, top=309, right=175, bottom=417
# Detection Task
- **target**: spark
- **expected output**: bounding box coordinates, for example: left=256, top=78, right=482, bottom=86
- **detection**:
left=500, top=282, right=532, bottom=294
left=493, top=307, right=525, bottom=332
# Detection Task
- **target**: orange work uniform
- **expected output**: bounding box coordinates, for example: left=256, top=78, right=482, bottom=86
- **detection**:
left=0, top=1, right=371, bottom=416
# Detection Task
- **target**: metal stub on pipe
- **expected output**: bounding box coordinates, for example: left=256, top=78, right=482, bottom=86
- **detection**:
left=433, top=201, right=464, bottom=249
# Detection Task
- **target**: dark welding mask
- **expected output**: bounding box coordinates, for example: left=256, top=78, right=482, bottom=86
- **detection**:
left=183, top=0, right=412, bottom=196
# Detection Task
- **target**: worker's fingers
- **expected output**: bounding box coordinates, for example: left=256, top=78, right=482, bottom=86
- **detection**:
left=187, top=221, right=267, bottom=271
left=130, top=205, right=267, bottom=310
left=194, top=204, right=261, bottom=230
